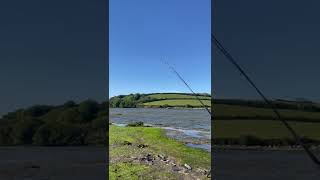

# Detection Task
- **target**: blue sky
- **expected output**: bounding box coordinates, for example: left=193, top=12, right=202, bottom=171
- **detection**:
left=214, top=0, right=320, bottom=101
left=0, top=0, right=107, bottom=116
left=109, top=0, right=211, bottom=97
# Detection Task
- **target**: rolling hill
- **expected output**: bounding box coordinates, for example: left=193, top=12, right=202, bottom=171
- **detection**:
left=109, top=93, right=211, bottom=108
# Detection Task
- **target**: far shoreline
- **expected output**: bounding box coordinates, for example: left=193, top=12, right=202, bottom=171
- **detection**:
left=110, top=107, right=211, bottom=110
left=212, top=145, right=320, bottom=152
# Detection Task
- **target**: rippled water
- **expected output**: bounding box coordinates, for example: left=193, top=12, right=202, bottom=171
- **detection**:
left=110, top=108, right=211, bottom=151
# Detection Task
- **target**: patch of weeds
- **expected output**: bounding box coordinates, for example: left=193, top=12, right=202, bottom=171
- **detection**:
left=127, top=121, right=144, bottom=127
left=109, top=162, right=149, bottom=180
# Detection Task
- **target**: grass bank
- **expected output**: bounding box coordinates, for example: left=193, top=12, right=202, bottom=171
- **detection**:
left=143, top=99, right=211, bottom=107
left=214, top=120, right=320, bottom=139
left=109, top=125, right=210, bottom=179
left=213, top=120, right=320, bottom=147
left=214, top=104, right=320, bottom=122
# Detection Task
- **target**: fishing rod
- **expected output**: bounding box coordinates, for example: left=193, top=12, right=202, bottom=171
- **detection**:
left=212, top=34, right=320, bottom=166
left=162, top=60, right=212, bottom=116
left=162, top=59, right=213, bottom=178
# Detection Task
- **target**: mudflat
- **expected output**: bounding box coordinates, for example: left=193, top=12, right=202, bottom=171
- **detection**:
left=0, top=146, right=106, bottom=180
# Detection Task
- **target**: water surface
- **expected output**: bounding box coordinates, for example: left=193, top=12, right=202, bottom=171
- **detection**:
left=110, top=108, right=211, bottom=151
left=213, top=149, right=320, bottom=179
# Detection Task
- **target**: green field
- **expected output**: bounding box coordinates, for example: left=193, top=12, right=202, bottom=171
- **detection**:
left=142, top=93, right=211, bottom=107
left=143, top=99, right=211, bottom=107
left=214, top=104, right=320, bottom=121
left=109, top=93, right=212, bottom=108
left=213, top=102, right=320, bottom=145
left=109, top=125, right=210, bottom=179
left=214, top=120, right=320, bottom=140
left=147, top=93, right=211, bottom=100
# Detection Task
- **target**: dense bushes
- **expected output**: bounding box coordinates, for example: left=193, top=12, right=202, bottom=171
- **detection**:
left=109, top=93, right=157, bottom=108
left=0, top=99, right=107, bottom=146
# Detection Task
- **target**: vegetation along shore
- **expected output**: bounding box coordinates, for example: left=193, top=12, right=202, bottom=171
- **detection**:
left=109, top=123, right=211, bottom=179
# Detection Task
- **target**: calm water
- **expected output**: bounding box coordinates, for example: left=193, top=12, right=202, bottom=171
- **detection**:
left=214, top=150, right=320, bottom=179
left=110, top=108, right=211, bottom=151
left=0, top=147, right=106, bottom=180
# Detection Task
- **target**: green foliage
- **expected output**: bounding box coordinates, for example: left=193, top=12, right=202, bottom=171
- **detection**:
left=11, top=118, right=43, bottom=144
left=127, top=121, right=144, bottom=127
left=0, top=99, right=107, bottom=146
left=33, top=123, right=83, bottom=145
left=109, top=125, right=210, bottom=177
left=78, top=100, right=99, bottom=122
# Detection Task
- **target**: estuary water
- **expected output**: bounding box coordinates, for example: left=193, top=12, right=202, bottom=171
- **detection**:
left=213, top=149, right=320, bottom=180
left=110, top=108, right=211, bottom=151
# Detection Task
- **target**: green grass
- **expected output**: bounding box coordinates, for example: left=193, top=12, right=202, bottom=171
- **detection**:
left=214, top=103, right=320, bottom=145
left=214, top=120, right=320, bottom=140
left=143, top=99, right=211, bottom=107
left=109, top=125, right=210, bottom=179
left=214, top=104, right=320, bottom=121
left=109, top=163, right=149, bottom=180
left=147, top=93, right=211, bottom=100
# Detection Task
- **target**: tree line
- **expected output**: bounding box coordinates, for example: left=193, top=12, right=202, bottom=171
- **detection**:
left=109, top=94, right=157, bottom=108
left=0, top=100, right=107, bottom=146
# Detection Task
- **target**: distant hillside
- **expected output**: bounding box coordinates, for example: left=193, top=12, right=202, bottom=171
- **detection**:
left=109, top=93, right=211, bottom=108
left=109, top=94, right=320, bottom=122
left=213, top=99, right=320, bottom=146
left=213, top=98, right=320, bottom=122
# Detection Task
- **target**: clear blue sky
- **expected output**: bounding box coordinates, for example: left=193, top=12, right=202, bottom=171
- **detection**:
left=0, top=0, right=107, bottom=116
left=109, top=0, right=211, bottom=97
left=214, top=0, right=320, bottom=102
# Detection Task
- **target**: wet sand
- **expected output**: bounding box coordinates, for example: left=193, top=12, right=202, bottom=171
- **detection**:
left=0, top=146, right=106, bottom=180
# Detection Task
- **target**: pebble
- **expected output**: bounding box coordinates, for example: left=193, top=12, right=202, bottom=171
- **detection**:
left=172, top=165, right=182, bottom=172
left=184, top=163, right=192, bottom=170
left=146, top=154, right=153, bottom=161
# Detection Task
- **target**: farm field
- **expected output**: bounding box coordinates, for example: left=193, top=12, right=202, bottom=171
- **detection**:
left=147, top=93, right=211, bottom=100
left=214, top=104, right=320, bottom=122
left=143, top=99, right=211, bottom=107
left=214, top=120, right=320, bottom=140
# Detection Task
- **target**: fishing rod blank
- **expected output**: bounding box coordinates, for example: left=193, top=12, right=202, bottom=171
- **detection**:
left=162, top=60, right=212, bottom=116
left=212, top=34, right=320, bottom=166
left=161, top=59, right=212, bottom=178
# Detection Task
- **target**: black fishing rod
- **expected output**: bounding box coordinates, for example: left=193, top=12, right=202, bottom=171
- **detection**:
left=162, top=59, right=213, bottom=178
left=162, top=60, right=212, bottom=116
left=212, top=34, right=320, bottom=166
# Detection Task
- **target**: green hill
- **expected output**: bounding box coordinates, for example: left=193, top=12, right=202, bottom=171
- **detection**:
left=213, top=99, right=320, bottom=122
left=109, top=93, right=211, bottom=108
left=213, top=99, right=320, bottom=146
